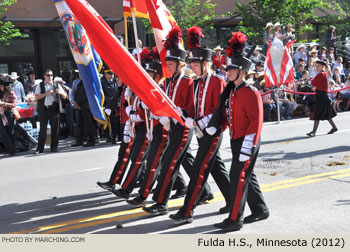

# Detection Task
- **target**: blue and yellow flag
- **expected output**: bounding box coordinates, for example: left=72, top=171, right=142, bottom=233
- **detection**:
left=54, top=0, right=106, bottom=127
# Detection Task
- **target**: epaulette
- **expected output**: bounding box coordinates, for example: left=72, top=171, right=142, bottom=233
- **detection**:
left=245, top=84, right=257, bottom=91
left=211, top=73, right=223, bottom=79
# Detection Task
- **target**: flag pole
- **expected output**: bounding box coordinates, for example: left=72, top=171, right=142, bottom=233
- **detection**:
left=275, top=87, right=281, bottom=124
left=124, top=15, right=129, bottom=50
left=131, top=8, right=150, bottom=138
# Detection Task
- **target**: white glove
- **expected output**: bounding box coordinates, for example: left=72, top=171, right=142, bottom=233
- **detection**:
left=104, top=108, right=112, bottom=116
left=129, top=114, right=143, bottom=123
left=239, top=133, right=256, bottom=162
left=172, top=118, right=178, bottom=125
left=175, top=107, right=183, bottom=117
left=140, top=100, right=148, bottom=110
left=159, top=116, right=170, bottom=131
left=125, top=105, right=133, bottom=116
left=185, top=118, right=194, bottom=129
left=239, top=153, right=250, bottom=162
left=206, top=126, right=217, bottom=136
left=123, top=121, right=131, bottom=143
left=150, top=112, right=159, bottom=120
left=196, top=114, right=212, bottom=130
left=124, top=88, right=132, bottom=100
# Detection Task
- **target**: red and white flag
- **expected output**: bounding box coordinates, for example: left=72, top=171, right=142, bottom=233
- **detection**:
left=123, top=0, right=149, bottom=19
left=65, top=0, right=183, bottom=124
left=145, top=0, right=182, bottom=78
left=264, top=39, right=295, bottom=88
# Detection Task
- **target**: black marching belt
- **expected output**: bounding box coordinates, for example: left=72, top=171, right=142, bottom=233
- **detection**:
left=207, top=81, right=235, bottom=130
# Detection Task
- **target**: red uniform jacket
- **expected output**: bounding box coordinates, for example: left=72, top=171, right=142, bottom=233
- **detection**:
left=226, top=82, right=263, bottom=146
left=311, top=71, right=328, bottom=92
left=194, top=74, right=226, bottom=118
left=212, top=54, right=226, bottom=69
left=166, top=72, right=194, bottom=118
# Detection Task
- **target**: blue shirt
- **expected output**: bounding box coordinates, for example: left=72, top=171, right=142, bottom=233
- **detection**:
left=10, top=81, right=25, bottom=103
left=70, top=78, right=81, bottom=102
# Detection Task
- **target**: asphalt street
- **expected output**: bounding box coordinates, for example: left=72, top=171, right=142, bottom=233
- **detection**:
left=0, top=111, right=349, bottom=234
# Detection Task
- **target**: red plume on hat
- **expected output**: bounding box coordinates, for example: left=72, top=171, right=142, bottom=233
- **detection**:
left=140, top=47, right=153, bottom=64
left=187, top=26, right=203, bottom=49
left=150, top=46, right=160, bottom=61
left=225, top=31, right=247, bottom=58
left=164, top=25, right=182, bottom=50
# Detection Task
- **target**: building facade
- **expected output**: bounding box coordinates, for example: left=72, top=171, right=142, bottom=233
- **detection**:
left=1, top=0, right=242, bottom=81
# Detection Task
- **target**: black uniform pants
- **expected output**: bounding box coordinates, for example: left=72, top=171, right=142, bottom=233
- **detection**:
left=109, top=123, right=133, bottom=185
left=174, top=150, right=213, bottom=197
left=228, top=137, right=268, bottom=223
left=37, top=106, right=59, bottom=152
left=109, top=114, right=120, bottom=140
left=178, top=131, right=231, bottom=217
left=138, top=123, right=168, bottom=198
left=75, top=109, right=95, bottom=144
left=152, top=122, right=193, bottom=205
left=0, top=111, right=16, bottom=155
left=121, top=122, right=149, bottom=193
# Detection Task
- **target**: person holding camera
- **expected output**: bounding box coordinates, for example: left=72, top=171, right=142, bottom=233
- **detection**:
left=34, top=69, right=67, bottom=153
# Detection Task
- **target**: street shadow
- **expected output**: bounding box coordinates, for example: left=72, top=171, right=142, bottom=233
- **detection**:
left=261, top=135, right=309, bottom=145
left=257, top=145, right=350, bottom=161
left=0, top=191, right=135, bottom=234
left=93, top=210, right=223, bottom=234
left=335, top=200, right=350, bottom=206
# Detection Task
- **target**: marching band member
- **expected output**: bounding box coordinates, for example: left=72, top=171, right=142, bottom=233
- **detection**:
left=143, top=26, right=196, bottom=215
left=207, top=32, right=269, bottom=232
left=169, top=26, right=231, bottom=223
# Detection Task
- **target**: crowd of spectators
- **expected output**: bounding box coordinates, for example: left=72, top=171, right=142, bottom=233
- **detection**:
left=1, top=23, right=350, bottom=157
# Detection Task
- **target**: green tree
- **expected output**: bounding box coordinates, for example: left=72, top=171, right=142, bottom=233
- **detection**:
left=0, top=0, right=27, bottom=46
left=319, top=0, right=350, bottom=41
left=143, top=0, right=222, bottom=46
left=234, top=0, right=338, bottom=44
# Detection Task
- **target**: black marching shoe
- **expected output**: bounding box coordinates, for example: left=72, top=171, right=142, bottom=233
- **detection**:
left=83, top=142, right=95, bottom=147
left=243, top=211, right=270, bottom=224
left=219, top=204, right=231, bottom=214
left=71, top=143, right=83, bottom=147
left=169, top=211, right=193, bottom=224
left=112, top=189, right=130, bottom=199
left=126, top=196, right=146, bottom=207
left=96, top=181, right=115, bottom=191
left=34, top=149, right=44, bottom=154
left=170, top=188, right=187, bottom=199
left=51, top=148, right=59, bottom=153
left=213, top=218, right=243, bottom=232
left=327, top=127, right=338, bottom=134
left=197, top=192, right=214, bottom=205
left=306, top=131, right=315, bottom=137
left=143, top=203, right=168, bottom=216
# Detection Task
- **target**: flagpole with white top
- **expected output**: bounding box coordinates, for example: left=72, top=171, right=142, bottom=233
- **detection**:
left=275, top=87, right=281, bottom=124
left=131, top=6, right=151, bottom=139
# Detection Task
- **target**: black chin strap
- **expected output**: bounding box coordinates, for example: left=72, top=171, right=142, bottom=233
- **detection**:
left=234, top=69, right=241, bottom=83
left=200, top=61, right=204, bottom=76
left=175, top=61, right=180, bottom=75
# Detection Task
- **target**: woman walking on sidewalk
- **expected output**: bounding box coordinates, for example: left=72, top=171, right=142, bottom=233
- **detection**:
left=307, top=60, right=338, bottom=137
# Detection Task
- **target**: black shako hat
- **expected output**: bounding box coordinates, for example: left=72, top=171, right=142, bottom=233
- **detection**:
left=164, top=25, right=187, bottom=62
left=187, top=26, right=212, bottom=63
left=225, top=31, right=253, bottom=73
left=145, top=61, right=163, bottom=74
